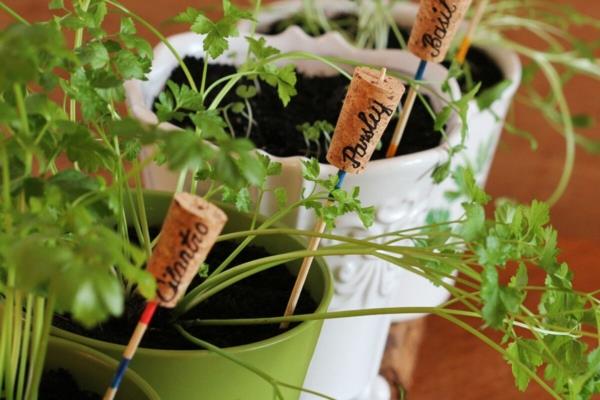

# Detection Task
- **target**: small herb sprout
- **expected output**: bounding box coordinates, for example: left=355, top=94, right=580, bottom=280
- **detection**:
left=296, top=120, right=334, bottom=158
left=234, top=84, right=258, bottom=138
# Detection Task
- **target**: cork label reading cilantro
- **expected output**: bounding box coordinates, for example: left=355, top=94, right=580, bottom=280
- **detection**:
left=155, top=222, right=209, bottom=304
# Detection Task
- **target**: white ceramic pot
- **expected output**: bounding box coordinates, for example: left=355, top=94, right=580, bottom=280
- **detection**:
left=124, top=28, right=461, bottom=400
left=243, top=0, right=522, bottom=324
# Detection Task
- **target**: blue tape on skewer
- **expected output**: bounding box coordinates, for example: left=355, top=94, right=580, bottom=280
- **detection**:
left=335, top=170, right=347, bottom=190
left=110, top=357, right=131, bottom=389
left=327, top=170, right=347, bottom=200
left=415, top=59, right=428, bottom=81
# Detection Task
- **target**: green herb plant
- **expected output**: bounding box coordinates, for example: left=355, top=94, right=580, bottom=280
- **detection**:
left=0, top=1, right=372, bottom=398
left=296, top=120, right=334, bottom=158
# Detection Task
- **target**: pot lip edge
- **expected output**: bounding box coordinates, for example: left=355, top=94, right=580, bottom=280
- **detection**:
left=46, top=336, right=160, bottom=399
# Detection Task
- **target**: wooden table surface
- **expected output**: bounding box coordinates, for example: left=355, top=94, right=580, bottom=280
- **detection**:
left=2, top=1, right=598, bottom=399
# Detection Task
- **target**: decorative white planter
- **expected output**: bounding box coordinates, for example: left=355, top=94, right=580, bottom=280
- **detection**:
left=125, top=29, right=461, bottom=400
left=242, top=0, right=522, bottom=324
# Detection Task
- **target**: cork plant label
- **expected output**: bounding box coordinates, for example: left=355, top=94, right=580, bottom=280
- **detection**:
left=146, top=193, right=228, bottom=308
left=326, top=67, right=404, bottom=174
left=408, top=0, right=473, bottom=63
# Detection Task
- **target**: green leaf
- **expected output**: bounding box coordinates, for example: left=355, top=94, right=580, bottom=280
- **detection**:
left=246, top=36, right=280, bottom=59
left=191, top=14, right=214, bottom=35
left=235, top=84, right=258, bottom=99
left=190, top=109, right=227, bottom=139
left=302, top=158, right=321, bottom=181
left=510, top=263, right=529, bottom=290
left=221, top=186, right=251, bottom=211
left=571, top=113, right=595, bottom=129
left=49, top=0, right=64, bottom=10
left=274, top=187, right=287, bottom=209
left=477, top=80, right=512, bottom=110
left=119, top=17, right=136, bottom=35
left=86, top=69, right=121, bottom=88
left=48, top=169, right=103, bottom=203
left=114, top=50, right=148, bottom=80
left=173, top=7, right=201, bottom=23
left=434, top=106, right=452, bottom=131
left=236, top=149, right=265, bottom=187
left=59, top=122, right=114, bottom=172
left=539, top=227, right=559, bottom=272
left=275, top=64, right=297, bottom=106
left=431, top=161, right=451, bottom=183
left=162, top=130, right=213, bottom=171
left=183, top=2, right=252, bottom=59
left=506, top=340, right=544, bottom=391
left=481, top=265, right=522, bottom=328
left=235, top=187, right=251, bottom=212
left=452, top=166, right=490, bottom=204
left=120, top=34, right=153, bottom=60
left=461, top=203, right=486, bottom=241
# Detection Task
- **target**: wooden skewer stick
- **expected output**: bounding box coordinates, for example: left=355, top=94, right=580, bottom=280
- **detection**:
left=282, top=67, right=403, bottom=329
left=104, top=301, right=158, bottom=400
left=385, top=60, right=427, bottom=158
left=280, top=170, right=346, bottom=329
left=104, top=194, right=227, bottom=400
left=456, top=0, right=489, bottom=64
left=385, top=0, right=473, bottom=158
left=378, top=68, right=388, bottom=84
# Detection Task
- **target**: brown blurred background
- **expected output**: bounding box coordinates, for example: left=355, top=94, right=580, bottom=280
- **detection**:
left=1, top=1, right=598, bottom=399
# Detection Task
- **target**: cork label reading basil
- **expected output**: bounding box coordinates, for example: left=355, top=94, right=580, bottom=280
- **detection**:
left=421, top=0, right=457, bottom=58
left=155, top=221, right=209, bottom=303
left=342, top=99, right=394, bottom=169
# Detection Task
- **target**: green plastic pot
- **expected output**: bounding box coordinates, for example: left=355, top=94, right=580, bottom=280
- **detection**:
left=54, top=190, right=333, bottom=400
left=45, top=336, right=159, bottom=399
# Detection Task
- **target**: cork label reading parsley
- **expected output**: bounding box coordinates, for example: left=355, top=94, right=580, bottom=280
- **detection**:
left=155, top=222, right=209, bottom=303
left=342, top=99, right=394, bottom=169
left=421, top=0, right=457, bottom=58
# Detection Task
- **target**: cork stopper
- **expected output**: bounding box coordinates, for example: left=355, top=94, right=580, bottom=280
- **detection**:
left=408, top=0, right=473, bottom=63
left=326, top=67, right=404, bottom=174
left=146, top=193, right=227, bottom=308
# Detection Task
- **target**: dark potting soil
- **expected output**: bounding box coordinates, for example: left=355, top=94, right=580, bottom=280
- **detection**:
left=158, top=57, right=442, bottom=159
left=267, top=15, right=504, bottom=93
left=54, top=239, right=318, bottom=350
left=39, top=368, right=100, bottom=400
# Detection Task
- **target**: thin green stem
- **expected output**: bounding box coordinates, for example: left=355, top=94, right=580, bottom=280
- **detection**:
left=13, top=84, right=30, bottom=139
left=0, top=2, right=30, bottom=25
left=15, top=295, right=33, bottom=400
left=535, top=58, right=576, bottom=206
left=134, top=163, right=152, bottom=258
left=70, top=0, right=91, bottom=123
left=176, top=325, right=287, bottom=399
left=0, top=297, right=6, bottom=398
left=181, top=307, right=478, bottom=327
left=27, top=297, right=45, bottom=393
left=25, top=288, right=56, bottom=400
left=200, top=59, right=209, bottom=99
left=7, top=291, right=23, bottom=398
left=175, top=325, right=334, bottom=400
